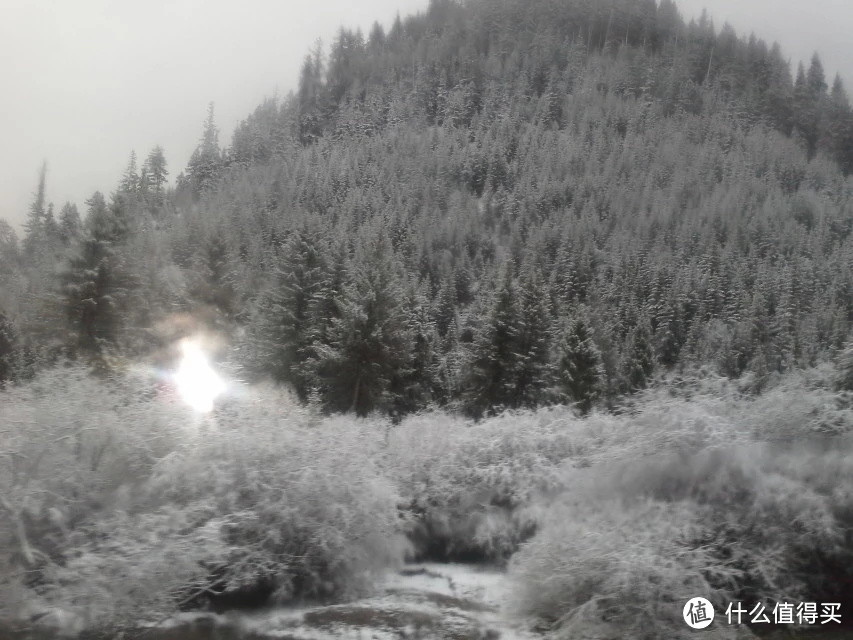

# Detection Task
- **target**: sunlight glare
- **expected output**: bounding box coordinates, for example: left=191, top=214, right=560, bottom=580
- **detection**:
left=174, top=340, right=226, bottom=413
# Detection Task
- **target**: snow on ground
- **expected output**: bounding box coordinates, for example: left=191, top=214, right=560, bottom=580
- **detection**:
left=160, top=563, right=547, bottom=639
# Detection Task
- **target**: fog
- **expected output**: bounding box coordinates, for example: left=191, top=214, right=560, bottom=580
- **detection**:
left=0, top=0, right=430, bottom=230
left=675, top=0, right=853, bottom=86
left=0, top=0, right=850, bottom=231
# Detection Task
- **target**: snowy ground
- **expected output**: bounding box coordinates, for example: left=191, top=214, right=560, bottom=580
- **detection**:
left=155, top=563, right=544, bottom=640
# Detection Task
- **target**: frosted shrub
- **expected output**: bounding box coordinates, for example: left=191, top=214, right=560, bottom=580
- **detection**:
left=38, top=506, right=231, bottom=632
left=510, top=499, right=737, bottom=640
left=0, top=369, right=407, bottom=631
left=387, top=409, right=583, bottom=561
left=144, top=385, right=408, bottom=602
left=735, top=377, right=853, bottom=439
left=511, top=442, right=850, bottom=638
left=0, top=365, right=189, bottom=614
left=386, top=392, right=757, bottom=561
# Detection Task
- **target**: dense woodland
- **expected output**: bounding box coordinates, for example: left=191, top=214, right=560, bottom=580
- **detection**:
left=0, top=0, right=851, bottom=417
left=2, top=1, right=853, bottom=638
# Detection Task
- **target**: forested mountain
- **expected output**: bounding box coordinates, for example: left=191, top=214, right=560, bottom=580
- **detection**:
left=1, top=0, right=851, bottom=419
left=3, top=2, right=853, bottom=638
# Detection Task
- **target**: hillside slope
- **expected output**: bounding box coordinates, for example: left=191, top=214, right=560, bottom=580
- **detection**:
left=1, top=0, right=851, bottom=417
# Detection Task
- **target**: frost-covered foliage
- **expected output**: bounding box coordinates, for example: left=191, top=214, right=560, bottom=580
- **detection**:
left=145, top=395, right=408, bottom=602
left=387, top=410, right=575, bottom=562
left=0, top=367, right=406, bottom=633
left=1, top=362, right=851, bottom=638
left=385, top=364, right=852, bottom=570
left=511, top=499, right=736, bottom=640
left=39, top=507, right=231, bottom=632
left=508, top=373, right=853, bottom=637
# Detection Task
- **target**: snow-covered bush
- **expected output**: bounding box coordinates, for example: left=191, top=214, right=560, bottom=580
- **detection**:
left=510, top=499, right=738, bottom=640
left=0, top=369, right=407, bottom=632
left=145, top=389, right=408, bottom=602
left=386, top=408, right=580, bottom=562
left=2, top=361, right=850, bottom=638
left=385, top=388, right=759, bottom=561
left=510, top=441, right=853, bottom=638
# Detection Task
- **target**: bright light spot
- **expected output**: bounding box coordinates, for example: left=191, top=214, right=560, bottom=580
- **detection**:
left=173, top=340, right=226, bottom=413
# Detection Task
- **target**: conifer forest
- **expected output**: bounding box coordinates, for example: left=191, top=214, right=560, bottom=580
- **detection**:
left=1, top=1, right=852, bottom=638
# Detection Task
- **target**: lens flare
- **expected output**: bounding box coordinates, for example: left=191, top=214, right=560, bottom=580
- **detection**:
left=173, top=340, right=226, bottom=412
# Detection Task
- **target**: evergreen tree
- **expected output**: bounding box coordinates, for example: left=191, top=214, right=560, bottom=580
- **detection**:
left=793, top=60, right=823, bottom=157
left=58, top=203, right=81, bottom=245
left=392, top=284, right=440, bottom=415
left=186, top=103, right=222, bottom=194
left=0, top=219, right=19, bottom=274
left=119, top=150, right=140, bottom=195
left=251, top=229, right=326, bottom=400
left=313, top=235, right=412, bottom=416
left=308, top=238, right=348, bottom=350
left=42, top=203, right=60, bottom=245
left=81, top=192, right=126, bottom=243
left=5, top=0, right=853, bottom=403
left=558, top=318, right=604, bottom=414
left=653, top=299, right=681, bottom=366
left=146, top=146, right=168, bottom=191
left=464, top=267, right=522, bottom=417
left=806, top=53, right=828, bottom=97
left=0, top=312, right=17, bottom=387
left=622, top=320, right=655, bottom=391
left=297, top=42, right=326, bottom=145
left=826, top=75, right=853, bottom=172
left=513, top=268, right=553, bottom=407
left=433, top=277, right=457, bottom=337
left=23, top=162, right=48, bottom=254
left=194, top=233, right=235, bottom=315
left=62, top=192, right=129, bottom=354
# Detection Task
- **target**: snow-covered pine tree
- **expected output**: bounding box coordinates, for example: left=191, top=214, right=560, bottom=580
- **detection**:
left=558, top=317, right=604, bottom=414
left=312, top=233, right=412, bottom=415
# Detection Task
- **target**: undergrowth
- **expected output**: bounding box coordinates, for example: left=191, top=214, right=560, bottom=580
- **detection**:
left=1, top=361, right=851, bottom=638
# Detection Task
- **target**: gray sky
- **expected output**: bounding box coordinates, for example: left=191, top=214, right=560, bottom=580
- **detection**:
left=1, top=0, right=850, bottom=232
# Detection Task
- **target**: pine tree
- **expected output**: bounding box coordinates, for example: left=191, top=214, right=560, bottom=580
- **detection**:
left=297, top=42, right=326, bottom=145
left=58, top=203, right=81, bottom=245
left=368, top=21, right=385, bottom=50
left=793, top=58, right=824, bottom=158
left=0, top=312, right=17, bottom=387
left=653, top=299, right=681, bottom=366
left=392, top=284, right=440, bottom=415
left=43, top=203, right=60, bottom=244
left=251, top=229, right=326, bottom=400
left=186, top=103, right=222, bottom=194
left=312, top=235, right=412, bottom=416
left=194, top=233, right=234, bottom=315
left=0, top=219, right=18, bottom=274
left=144, top=146, right=169, bottom=204
left=558, top=317, right=604, bottom=414
left=464, top=267, right=522, bottom=417
left=826, top=75, right=853, bottom=173
left=23, top=162, right=48, bottom=255
left=806, top=53, right=828, bottom=97
left=513, top=268, right=553, bottom=407
left=119, top=150, right=140, bottom=195
left=62, top=192, right=129, bottom=353
left=308, top=238, right=348, bottom=351
left=622, top=320, right=655, bottom=391
left=433, top=277, right=457, bottom=337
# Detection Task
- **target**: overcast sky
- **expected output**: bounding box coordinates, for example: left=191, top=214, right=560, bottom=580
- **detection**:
left=1, top=0, right=851, bottom=232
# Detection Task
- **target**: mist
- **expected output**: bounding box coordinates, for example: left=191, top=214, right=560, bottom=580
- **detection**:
left=0, top=0, right=851, bottom=230
left=0, top=0, right=429, bottom=229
